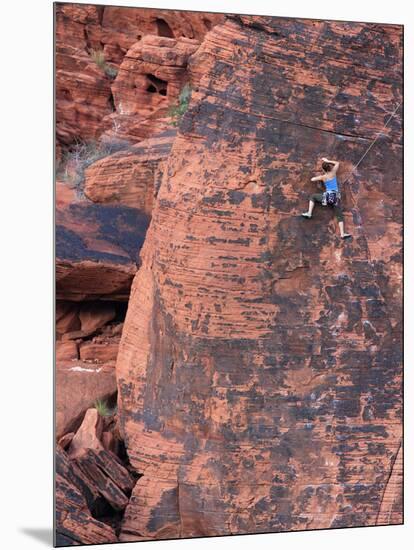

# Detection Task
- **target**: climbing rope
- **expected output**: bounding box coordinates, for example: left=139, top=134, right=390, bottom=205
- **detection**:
left=342, top=101, right=401, bottom=186
left=340, top=101, right=401, bottom=261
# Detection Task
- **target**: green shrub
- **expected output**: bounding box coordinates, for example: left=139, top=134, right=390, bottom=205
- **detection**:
left=168, top=83, right=192, bottom=127
left=94, top=399, right=113, bottom=417
left=89, top=48, right=106, bottom=69
left=88, top=48, right=118, bottom=80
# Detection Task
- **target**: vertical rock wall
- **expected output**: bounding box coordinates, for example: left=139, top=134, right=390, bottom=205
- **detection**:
left=115, top=15, right=402, bottom=540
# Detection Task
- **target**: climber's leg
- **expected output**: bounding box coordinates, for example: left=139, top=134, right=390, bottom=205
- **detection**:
left=334, top=205, right=351, bottom=239
left=302, top=193, right=323, bottom=218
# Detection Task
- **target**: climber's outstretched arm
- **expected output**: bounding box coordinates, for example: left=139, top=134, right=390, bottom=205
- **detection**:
left=322, top=157, right=340, bottom=174
left=311, top=175, right=325, bottom=182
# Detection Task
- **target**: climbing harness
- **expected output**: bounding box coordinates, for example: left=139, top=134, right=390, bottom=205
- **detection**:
left=322, top=190, right=341, bottom=207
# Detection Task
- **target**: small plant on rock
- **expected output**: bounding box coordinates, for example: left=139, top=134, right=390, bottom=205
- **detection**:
left=94, top=399, right=112, bottom=417
left=88, top=48, right=118, bottom=80
left=168, top=83, right=192, bottom=127
left=89, top=48, right=106, bottom=69
left=104, top=65, right=118, bottom=79
left=57, top=138, right=134, bottom=198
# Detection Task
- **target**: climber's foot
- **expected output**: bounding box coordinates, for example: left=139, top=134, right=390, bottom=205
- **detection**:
left=301, top=212, right=312, bottom=219
left=341, top=233, right=352, bottom=239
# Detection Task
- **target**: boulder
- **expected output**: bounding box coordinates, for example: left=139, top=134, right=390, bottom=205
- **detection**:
left=56, top=181, right=147, bottom=302
left=84, top=131, right=175, bottom=211
left=55, top=363, right=116, bottom=440
left=56, top=260, right=137, bottom=302
left=61, top=412, right=136, bottom=512
left=68, top=408, right=104, bottom=459
left=55, top=446, right=117, bottom=545
left=56, top=437, right=136, bottom=543
left=74, top=447, right=136, bottom=511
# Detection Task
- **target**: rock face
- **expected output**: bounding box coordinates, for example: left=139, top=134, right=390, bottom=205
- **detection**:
left=55, top=178, right=139, bottom=439
left=55, top=7, right=227, bottom=545
left=108, top=35, right=199, bottom=141
left=56, top=180, right=149, bottom=302
left=84, top=130, right=176, bottom=210
left=376, top=442, right=403, bottom=525
left=55, top=296, right=127, bottom=440
left=68, top=408, right=105, bottom=458
left=116, top=15, right=402, bottom=540
left=56, top=444, right=119, bottom=546
left=55, top=3, right=114, bottom=146
left=55, top=3, right=224, bottom=147
left=56, top=362, right=116, bottom=440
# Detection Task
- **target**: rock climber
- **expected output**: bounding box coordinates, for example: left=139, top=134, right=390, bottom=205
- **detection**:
left=301, top=157, right=351, bottom=239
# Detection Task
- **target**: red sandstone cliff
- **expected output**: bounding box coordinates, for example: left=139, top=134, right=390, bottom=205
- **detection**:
left=115, top=15, right=402, bottom=541
left=55, top=5, right=224, bottom=545
left=83, top=130, right=176, bottom=210
left=55, top=3, right=224, bottom=147
left=55, top=6, right=403, bottom=546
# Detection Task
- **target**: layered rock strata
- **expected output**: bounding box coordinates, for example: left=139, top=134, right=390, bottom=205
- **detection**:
left=55, top=137, right=165, bottom=439
left=56, top=182, right=149, bottom=299
left=56, top=408, right=138, bottom=545
left=84, top=130, right=175, bottom=210
left=55, top=3, right=223, bottom=146
left=116, top=15, right=402, bottom=540
left=108, top=35, right=198, bottom=141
